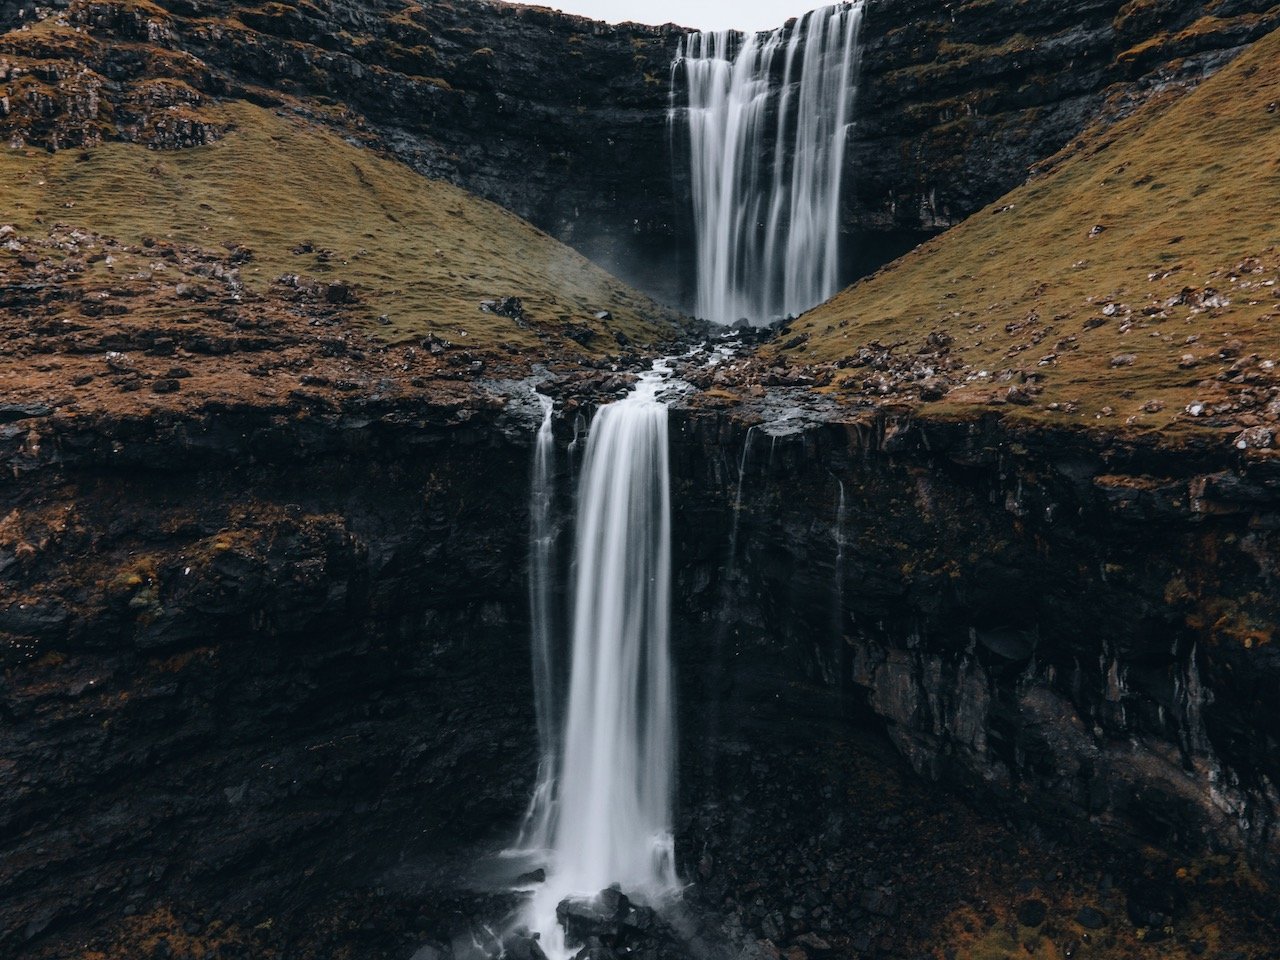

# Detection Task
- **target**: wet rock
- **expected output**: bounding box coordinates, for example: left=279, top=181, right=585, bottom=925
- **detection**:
left=502, top=934, right=548, bottom=960
left=552, top=888, right=665, bottom=958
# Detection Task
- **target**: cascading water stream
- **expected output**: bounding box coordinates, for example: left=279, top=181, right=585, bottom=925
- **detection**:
left=672, top=2, right=866, bottom=326
left=516, top=394, right=559, bottom=851
left=519, top=363, right=680, bottom=958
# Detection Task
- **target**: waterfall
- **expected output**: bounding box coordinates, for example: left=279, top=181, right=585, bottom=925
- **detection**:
left=517, top=394, right=558, bottom=850
left=673, top=2, right=866, bottom=326
left=521, top=363, right=680, bottom=956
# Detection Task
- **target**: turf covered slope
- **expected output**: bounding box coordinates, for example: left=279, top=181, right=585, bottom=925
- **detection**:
left=787, top=27, right=1280, bottom=436
left=0, top=100, right=687, bottom=354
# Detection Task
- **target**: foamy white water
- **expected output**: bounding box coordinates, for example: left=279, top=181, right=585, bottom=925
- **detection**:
left=673, top=2, right=866, bottom=326
left=521, top=364, right=680, bottom=957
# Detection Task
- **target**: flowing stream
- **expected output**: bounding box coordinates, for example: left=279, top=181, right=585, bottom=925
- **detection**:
left=520, top=363, right=680, bottom=957
left=673, top=2, right=866, bottom=326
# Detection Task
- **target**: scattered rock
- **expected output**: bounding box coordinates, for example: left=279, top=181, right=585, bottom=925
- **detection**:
left=1235, top=426, right=1273, bottom=450
left=1076, top=906, right=1106, bottom=930
left=860, top=889, right=899, bottom=918
left=1016, top=899, right=1048, bottom=928
left=422, top=335, right=451, bottom=355
left=919, top=379, right=946, bottom=402
left=781, top=333, right=810, bottom=351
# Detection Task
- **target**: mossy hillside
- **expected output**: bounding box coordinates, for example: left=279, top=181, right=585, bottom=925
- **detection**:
left=0, top=99, right=687, bottom=353
left=787, top=26, right=1280, bottom=434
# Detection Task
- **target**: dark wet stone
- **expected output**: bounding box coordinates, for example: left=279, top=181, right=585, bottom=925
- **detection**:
left=503, top=934, right=548, bottom=960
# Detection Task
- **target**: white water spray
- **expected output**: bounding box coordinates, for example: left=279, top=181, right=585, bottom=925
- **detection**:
left=521, top=364, right=680, bottom=956
left=673, top=2, right=866, bottom=326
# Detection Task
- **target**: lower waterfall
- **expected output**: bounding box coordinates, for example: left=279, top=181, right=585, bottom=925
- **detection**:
left=672, top=2, right=866, bottom=326
left=520, top=363, right=680, bottom=956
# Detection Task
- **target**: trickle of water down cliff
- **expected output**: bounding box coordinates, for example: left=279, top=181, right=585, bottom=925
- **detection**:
left=672, top=2, right=866, bottom=326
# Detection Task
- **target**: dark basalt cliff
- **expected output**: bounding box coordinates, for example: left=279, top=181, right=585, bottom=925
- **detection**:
left=4, top=0, right=1277, bottom=308
left=0, top=401, right=543, bottom=951
left=674, top=411, right=1280, bottom=864
left=4, top=395, right=1280, bottom=955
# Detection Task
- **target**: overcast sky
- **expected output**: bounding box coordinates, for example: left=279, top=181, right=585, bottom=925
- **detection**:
left=548, top=0, right=818, bottom=32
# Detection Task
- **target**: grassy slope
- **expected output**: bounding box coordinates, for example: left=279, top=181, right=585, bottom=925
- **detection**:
left=790, top=27, right=1280, bottom=432
left=0, top=99, right=686, bottom=353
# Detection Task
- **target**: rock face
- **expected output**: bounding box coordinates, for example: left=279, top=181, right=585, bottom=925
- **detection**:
left=0, top=400, right=545, bottom=952
left=4, top=0, right=1277, bottom=308
left=846, top=0, right=1280, bottom=242
left=671, top=409, right=1280, bottom=867
left=5, top=393, right=1280, bottom=954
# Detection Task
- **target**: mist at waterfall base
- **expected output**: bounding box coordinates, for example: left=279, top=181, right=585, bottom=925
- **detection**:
left=672, top=2, right=865, bottom=327
left=514, top=365, right=680, bottom=959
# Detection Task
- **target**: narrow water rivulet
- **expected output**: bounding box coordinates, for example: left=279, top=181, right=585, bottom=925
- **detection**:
left=519, top=363, right=681, bottom=958
left=516, top=394, right=559, bottom=851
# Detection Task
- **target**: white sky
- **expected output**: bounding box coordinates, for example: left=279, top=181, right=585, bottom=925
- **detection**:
left=547, top=0, right=818, bottom=32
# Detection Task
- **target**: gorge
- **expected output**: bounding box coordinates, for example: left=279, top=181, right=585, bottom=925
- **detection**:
left=3, top=0, right=1280, bottom=959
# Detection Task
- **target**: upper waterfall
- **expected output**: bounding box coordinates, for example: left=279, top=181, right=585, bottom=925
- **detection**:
left=672, top=2, right=866, bottom=326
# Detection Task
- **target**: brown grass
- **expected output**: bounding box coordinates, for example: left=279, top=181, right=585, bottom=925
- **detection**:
left=0, top=100, right=687, bottom=352
left=787, top=27, right=1280, bottom=434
